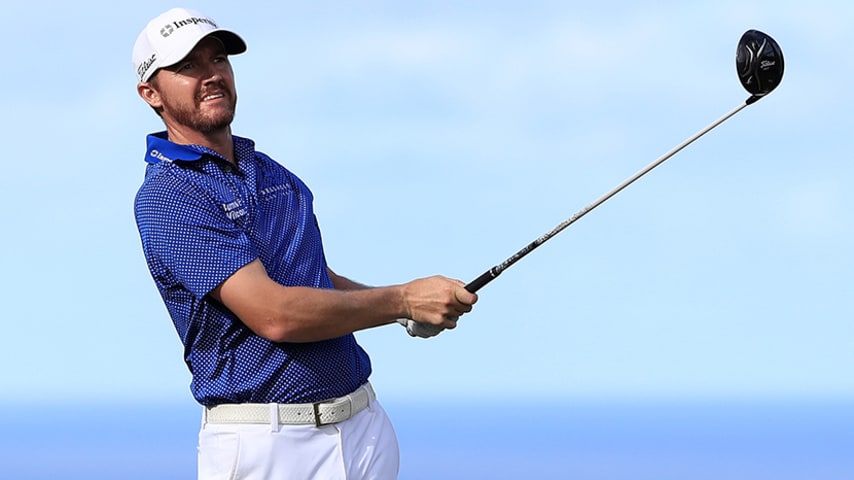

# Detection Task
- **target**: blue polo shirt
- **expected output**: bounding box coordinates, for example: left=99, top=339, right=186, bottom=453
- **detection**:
left=134, top=132, right=371, bottom=406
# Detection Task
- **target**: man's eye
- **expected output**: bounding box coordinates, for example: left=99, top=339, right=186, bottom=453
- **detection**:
left=180, top=63, right=194, bottom=71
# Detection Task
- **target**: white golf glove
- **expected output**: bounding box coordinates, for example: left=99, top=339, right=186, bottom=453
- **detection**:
left=396, top=318, right=444, bottom=338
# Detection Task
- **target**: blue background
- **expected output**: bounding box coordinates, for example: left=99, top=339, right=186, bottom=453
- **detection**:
left=3, top=400, right=853, bottom=479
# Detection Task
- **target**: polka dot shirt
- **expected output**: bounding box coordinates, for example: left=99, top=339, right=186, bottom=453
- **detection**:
left=134, top=132, right=371, bottom=406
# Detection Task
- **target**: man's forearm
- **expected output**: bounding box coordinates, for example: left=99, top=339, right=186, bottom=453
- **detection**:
left=328, top=268, right=370, bottom=290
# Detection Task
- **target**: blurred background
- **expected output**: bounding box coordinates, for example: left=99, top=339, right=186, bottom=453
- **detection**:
left=1, top=1, right=851, bottom=478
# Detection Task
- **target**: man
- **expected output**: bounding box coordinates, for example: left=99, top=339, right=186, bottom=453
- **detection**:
left=132, top=8, right=477, bottom=479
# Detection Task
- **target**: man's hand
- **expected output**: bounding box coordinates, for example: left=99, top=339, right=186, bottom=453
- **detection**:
left=396, top=276, right=476, bottom=338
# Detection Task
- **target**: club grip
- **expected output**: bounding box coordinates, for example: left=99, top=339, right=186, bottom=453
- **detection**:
left=465, top=270, right=498, bottom=293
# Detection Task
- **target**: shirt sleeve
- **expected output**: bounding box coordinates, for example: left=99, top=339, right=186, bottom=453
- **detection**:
left=135, top=168, right=258, bottom=298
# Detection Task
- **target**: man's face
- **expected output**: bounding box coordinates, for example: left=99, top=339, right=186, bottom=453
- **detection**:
left=149, top=36, right=237, bottom=134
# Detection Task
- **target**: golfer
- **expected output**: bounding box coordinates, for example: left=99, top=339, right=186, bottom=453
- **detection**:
left=132, top=8, right=477, bottom=479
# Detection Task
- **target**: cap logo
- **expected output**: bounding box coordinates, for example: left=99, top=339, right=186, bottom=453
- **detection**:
left=138, top=53, right=157, bottom=80
left=160, top=16, right=218, bottom=38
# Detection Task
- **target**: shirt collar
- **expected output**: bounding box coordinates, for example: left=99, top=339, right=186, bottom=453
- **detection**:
left=144, top=131, right=256, bottom=165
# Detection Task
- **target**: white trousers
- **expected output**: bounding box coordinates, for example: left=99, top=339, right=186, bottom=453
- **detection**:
left=198, top=398, right=399, bottom=480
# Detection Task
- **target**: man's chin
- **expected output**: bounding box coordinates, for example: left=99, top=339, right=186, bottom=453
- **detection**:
left=195, top=113, right=235, bottom=133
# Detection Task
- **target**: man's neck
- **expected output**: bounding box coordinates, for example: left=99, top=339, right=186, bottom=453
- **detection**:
left=165, top=125, right=235, bottom=164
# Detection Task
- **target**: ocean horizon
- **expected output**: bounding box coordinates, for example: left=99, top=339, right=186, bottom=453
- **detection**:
left=2, top=397, right=852, bottom=479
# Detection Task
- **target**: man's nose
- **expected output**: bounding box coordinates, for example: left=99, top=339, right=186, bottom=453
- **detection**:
left=200, top=61, right=223, bottom=82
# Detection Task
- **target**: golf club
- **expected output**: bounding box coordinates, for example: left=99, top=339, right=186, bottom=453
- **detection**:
left=464, top=29, right=784, bottom=293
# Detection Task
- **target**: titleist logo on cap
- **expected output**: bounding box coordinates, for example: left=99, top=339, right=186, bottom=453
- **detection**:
left=160, top=17, right=218, bottom=38
left=137, top=53, right=157, bottom=79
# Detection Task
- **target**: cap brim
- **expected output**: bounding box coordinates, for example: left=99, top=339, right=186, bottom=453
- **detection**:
left=158, top=29, right=247, bottom=71
left=208, top=29, right=247, bottom=56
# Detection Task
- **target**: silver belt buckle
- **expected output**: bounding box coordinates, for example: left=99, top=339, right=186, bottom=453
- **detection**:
left=312, top=401, right=325, bottom=427
left=312, top=388, right=362, bottom=427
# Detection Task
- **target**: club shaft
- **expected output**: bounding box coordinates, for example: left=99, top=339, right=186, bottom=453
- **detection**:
left=465, top=99, right=753, bottom=293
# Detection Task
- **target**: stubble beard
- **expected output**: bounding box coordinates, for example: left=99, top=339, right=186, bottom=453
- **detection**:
left=163, top=90, right=237, bottom=134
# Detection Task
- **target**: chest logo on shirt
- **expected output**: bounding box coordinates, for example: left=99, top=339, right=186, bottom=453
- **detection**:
left=222, top=199, right=247, bottom=220
left=258, top=183, right=292, bottom=202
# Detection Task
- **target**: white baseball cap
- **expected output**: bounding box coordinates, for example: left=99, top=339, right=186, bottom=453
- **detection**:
left=133, top=8, right=247, bottom=83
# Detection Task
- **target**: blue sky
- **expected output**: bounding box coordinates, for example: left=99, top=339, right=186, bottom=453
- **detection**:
left=1, top=0, right=851, bottom=406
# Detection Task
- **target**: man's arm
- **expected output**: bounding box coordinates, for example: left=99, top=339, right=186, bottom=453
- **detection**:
left=210, top=259, right=476, bottom=343
left=327, top=268, right=369, bottom=291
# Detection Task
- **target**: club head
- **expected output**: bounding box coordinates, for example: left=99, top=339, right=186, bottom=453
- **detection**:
left=736, top=30, right=784, bottom=102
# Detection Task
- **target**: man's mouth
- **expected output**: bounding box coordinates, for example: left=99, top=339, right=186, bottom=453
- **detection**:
left=202, top=93, right=225, bottom=102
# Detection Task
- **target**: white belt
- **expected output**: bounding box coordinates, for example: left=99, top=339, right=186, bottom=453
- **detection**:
left=204, top=383, right=374, bottom=427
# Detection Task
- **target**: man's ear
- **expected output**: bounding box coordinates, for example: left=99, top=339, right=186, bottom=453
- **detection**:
left=137, top=81, right=163, bottom=110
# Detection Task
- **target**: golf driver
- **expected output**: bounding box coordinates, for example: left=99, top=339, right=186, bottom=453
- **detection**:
left=465, top=29, right=784, bottom=293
